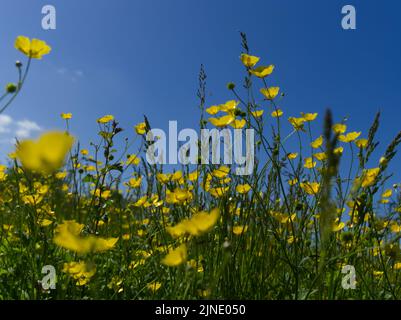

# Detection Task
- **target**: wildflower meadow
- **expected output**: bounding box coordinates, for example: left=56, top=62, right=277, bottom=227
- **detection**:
left=1, top=31, right=401, bottom=301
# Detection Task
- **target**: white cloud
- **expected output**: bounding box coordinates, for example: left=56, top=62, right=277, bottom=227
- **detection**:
left=15, top=120, right=42, bottom=139
left=0, top=115, right=12, bottom=133
left=0, top=116, right=42, bottom=143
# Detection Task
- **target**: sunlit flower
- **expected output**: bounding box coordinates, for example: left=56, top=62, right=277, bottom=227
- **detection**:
left=63, top=261, right=96, bottom=286
left=249, top=65, right=274, bottom=78
left=310, top=136, right=323, bottom=149
left=240, top=53, right=260, bottom=68
left=135, top=122, right=147, bottom=135
left=251, top=110, right=264, bottom=118
left=339, top=132, right=361, bottom=143
left=15, top=36, right=51, bottom=59
left=61, top=113, right=72, bottom=120
left=208, top=115, right=235, bottom=127
left=300, top=182, right=320, bottom=195
left=97, top=114, right=114, bottom=124
left=271, top=109, right=283, bottom=118
left=233, top=225, right=248, bottom=235
left=16, top=131, right=74, bottom=174
left=304, top=157, right=317, bottom=169
left=288, top=117, right=305, bottom=131
left=162, top=244, right=187, bottom=267
left=236, top=184, right=251, bottom=194
left=53, top=220, right=118, bottom=254
left=355, top=139, right=368, bottom=149
left=206, top=105, right=220, bottom=115
left=147, top=281, right=162, bottom=293
left=302, top=113, right=318, bottom=121
left=260, top=87, right=280, bottom=100
left=287, top=153, right=298, bottom=160
left=332, top=123, right=347, bottom=134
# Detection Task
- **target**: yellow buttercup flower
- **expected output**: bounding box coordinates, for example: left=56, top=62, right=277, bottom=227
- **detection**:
left=61, top=113, right=72, bottom=120
left=300, top=182, right=320, bottom=195
left=339, top=132, right=361, bottom=143
left=212, top=165, right=230, bottom=178
left=63, top=261, right=96, bottom=286
left=311, top=136, right=323, bottom=149
left=147, top=281, right=162, bottom=293
left=233, top=225, right=248, bottom=235
left=302, top=113, right=318, bottom=122
left=236, top=183, right=251, bottom=194
left=304, top=157, right=317, bottom=169
left=313, top=152, right=327, bottom=161
left=97, top=115, right=114, bottom=124
left=260, top=87, right=280, bottom=100
left=240, top=53, right=260, bottom=68
left=229, top=119, right=246, bottom=129
left=53, top=220, right=118, bottom=254
left=355, top=139, right=368, bottom=149
left=288, top=117, right=305, bottom=131
left=15, top=36, right=51, bottom=59
left=162, top=244, right=188, bottom=267
left=251, top=110, right=264, bottom=118
left=287, top=153, right=298, bottom=160
left=206, top=105, right=220, bottom=115
left=271, top=109, right=283, bottom=118
left=360, top=167, right=380, bottom=188
left=249, top=65, right=274, bottom=78
left=208, top=115, right=235, bottom=127
left=167, top=208, right=220, bottom=238
left=332, top=123, right=347, bottom=134
left=16, top=131, right=74, bottom=174
left=382, top=189, right=392, bottom=198
left=135, top=122, right=147, bottom=135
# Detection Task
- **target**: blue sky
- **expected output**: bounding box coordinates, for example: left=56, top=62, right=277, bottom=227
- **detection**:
left=0, top=0, right=400, bottom=182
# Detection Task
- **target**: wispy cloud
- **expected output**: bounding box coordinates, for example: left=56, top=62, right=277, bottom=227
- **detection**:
left=0, top=115, right=42, bottom=144
left=56, top=67, right=84, bottom=82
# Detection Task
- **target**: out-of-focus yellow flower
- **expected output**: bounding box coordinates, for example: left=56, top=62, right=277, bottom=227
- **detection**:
left=211, top=165, right=230, bottom=179
left=382, top=189, right=392, bottom=198
left=339, top=132, right=361, bottom=143
left=208, top=115, right=235, bottom=127
left=311, top=136, right=323, bottom=149
left=332, top=123, right=347, bottom=134
left=167, top=208, right=220, bottom=238
left=147, top=281, right=161, bottom=293
left=61, top=113, right=72, bottom=120
left=271, top=109, right=283, bottom=118
left=251, top=110, right=264, bottom=118
left=63, top=261, right=96, bottom=286
left=166, top=188, right=193, bottom=205
left=126, top=154, right=140, bottom=166
left=209, top=186, right=229, bottom=198
left=249, top=65, right=274, bottom=78
left=360, top=168, right=380, bottom=188
left=334, top=146, right=344, bottom=155
left=300, top=182, right=320, bottom=195
left=229, top=118, right=246, bottom=129
left=302, top=113, right=318, bottom=122
left=206, top=105, right=220, bottom=115
left=127, top=176, right=142, bottom=188
left=188, top=170, right=198, bottom=182
left=97, top=115, right=114, bottom=124
left=53, top=220, right=118, bottom=254
left=332, top=221, right=345, bottom=232
left=314, top=152, right=327, bottom=161
left=162, top=244, right=187, bottom=267
left=55, top=171, right=68, bottom=179
left=260, top=87, right=280, bottom=100
left=236, top=183, right=251, bottom=194
left=233, top=225, right=248, bottom=235
left=355, top=139, right=368, bottom=149
left=287, top=153, right=298, bottom=160
left=304, top=157, right=317, bottom=169
left=16, top=131, right=74, bottom=174
left=288, top=117, right=305, bottom=131
left=80, top=149, right=89, bottom=155
left=288, top=178, right=298, bottom=186
left=240, top=53, right=260, bottom=68
left=15, top=36, right=51, bottom=59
